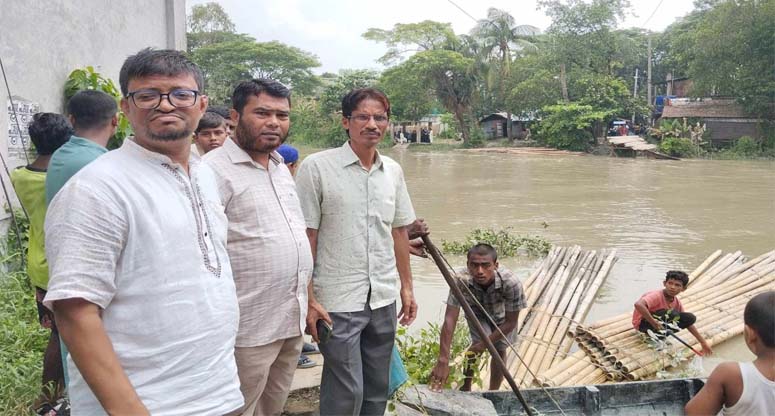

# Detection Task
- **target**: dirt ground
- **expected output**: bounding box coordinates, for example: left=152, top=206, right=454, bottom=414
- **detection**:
left=282, top=386, right=319, bottom=416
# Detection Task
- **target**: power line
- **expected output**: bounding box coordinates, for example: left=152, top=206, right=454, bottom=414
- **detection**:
left=641, top=0, right=666, bottom=28
left=446, top=0, right=479, bottom=23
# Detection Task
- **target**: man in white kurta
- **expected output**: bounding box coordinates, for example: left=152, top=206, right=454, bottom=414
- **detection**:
left=43, top=48, right=242, bottom=416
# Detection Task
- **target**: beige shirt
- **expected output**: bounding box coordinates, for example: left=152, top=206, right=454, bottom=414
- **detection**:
left=296, top=141, right=416, bottom=313
left=205, top=138, right=312, bottom=347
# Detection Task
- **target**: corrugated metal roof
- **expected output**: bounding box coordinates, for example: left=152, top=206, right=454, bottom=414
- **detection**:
left=661, top=99, right=748, bottom=118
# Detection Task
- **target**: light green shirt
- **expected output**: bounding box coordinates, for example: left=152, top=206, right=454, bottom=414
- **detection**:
left=10, top=166, right=49, bottom=289
left=45, top=135, right=107, bottom=204
left=295, top=141, right=416, bottom=313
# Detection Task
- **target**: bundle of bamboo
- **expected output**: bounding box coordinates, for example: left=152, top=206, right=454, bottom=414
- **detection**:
left=482, top=246, right=619, bottom=387
left=540, top=249, right=775, bottom=386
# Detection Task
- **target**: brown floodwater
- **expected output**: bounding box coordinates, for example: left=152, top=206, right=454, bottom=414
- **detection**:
left=384, top=148, right=774, bottom=373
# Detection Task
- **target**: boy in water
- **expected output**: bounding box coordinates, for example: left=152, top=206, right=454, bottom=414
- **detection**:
left=632, top=270, right=712, bottom=356
left=685, top=290, right=775, bottom=415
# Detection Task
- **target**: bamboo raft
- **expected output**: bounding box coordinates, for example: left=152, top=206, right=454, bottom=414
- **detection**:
left=538, top=249, right=775, bottom=387
left=484, top=246, right=619, bottom=387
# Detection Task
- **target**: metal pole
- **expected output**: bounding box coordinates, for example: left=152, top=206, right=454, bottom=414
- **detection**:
left=422, top=235, right=534, bottom=416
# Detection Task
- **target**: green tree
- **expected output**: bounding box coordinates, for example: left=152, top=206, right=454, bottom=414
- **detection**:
left=363, top=21, right=457, bottom=65
left=378, top=65, right=436, bottom=123
left=400, top=50, right=479, bottom=142
left=471, top=8, right=539, bottom=138
left=187, top=2, right=237, bottom=50
left=318, top=69, right=380, bottom=115
left=537, top=103, right=613, bottom=150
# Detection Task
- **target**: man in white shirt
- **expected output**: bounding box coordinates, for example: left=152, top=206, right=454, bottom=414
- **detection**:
left=296, top=88, right=417, bottom=415
left=205, top=78, right=313, bottom=416
left=43, top=48, right=243, bottom=416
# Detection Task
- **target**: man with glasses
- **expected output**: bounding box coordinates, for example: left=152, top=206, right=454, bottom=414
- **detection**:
left=296, top=88, right=417, bottom=415
left=43, top=48, right=242, bottom=415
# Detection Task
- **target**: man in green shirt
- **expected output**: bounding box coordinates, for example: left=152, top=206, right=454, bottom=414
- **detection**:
left=46, top=90, right=117, bottom=203
left=10, top=112, right=72, bottom=410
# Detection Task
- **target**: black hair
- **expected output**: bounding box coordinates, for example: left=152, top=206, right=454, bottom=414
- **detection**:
left=664, top=270, right=689, bottom=287
left=206, top=105, right=231, bottom=120
left=119, top=48, right=204, bottom=96
left=67, top=90, right=118, bottom=131
left=27, top=113, right=73, bottom=155
left=196, top=112, right=225, bottom=133
left=744, top=291, right=775, bottom=348
left=341, top=88, right=391, bottom=118
left=467, top=243, right=498, bottom=262
left=231, top=78, right=291, bottom=115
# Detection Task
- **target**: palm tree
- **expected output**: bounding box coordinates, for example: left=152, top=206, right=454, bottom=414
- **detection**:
left=471, top=8, right=539, bottom=138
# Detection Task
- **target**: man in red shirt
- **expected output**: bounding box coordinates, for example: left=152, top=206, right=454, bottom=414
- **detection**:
left=633, top=270, right=713, bottom=356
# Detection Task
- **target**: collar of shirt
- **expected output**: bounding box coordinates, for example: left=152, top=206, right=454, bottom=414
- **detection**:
left=223, top=136, right=282, bottom=170
left=123, top=136, right=203, bottom=171
left=340, top=140, right=384, bottom=171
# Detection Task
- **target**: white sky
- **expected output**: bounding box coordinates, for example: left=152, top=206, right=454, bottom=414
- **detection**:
left=187, top=0, right=696, bottom=74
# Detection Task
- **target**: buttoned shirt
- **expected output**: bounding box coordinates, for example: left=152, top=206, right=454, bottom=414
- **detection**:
left=43, top=138, right=242, bottom=416
left=447, top=267, right=526, bottom=326
left=204, top=138, right=312, bottom=347
left=296, top=141, right=416, bottom=313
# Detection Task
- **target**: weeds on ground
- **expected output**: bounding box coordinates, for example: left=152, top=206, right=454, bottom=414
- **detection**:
left=1, top=209, right=47, bottom=413
left=395, top=321, right=485, bottom=390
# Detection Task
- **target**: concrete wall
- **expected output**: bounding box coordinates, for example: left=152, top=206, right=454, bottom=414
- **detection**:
left=0, top=0, right=186, bottom=219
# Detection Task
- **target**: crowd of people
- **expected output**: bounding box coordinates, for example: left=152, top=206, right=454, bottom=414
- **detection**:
left=10, top=47, right=774, bottom=416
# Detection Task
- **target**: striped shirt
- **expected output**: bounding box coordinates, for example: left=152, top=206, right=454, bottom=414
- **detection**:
left=205, top=137, right=312, bottom=347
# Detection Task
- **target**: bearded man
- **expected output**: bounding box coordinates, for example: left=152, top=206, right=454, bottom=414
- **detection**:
left=204, top=78, right=313, bottom=416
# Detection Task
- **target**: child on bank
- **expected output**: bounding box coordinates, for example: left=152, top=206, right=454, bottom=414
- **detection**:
left=632, top=270, right=713, bottom=356
left=685, top=290, right=775, bottom=415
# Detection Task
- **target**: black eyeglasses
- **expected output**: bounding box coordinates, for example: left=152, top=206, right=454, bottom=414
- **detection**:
left=126, top=89, right=200, bottom=109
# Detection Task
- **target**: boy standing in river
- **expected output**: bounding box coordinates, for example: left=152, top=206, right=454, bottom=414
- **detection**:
left=632, top=270, right=712, bottom=356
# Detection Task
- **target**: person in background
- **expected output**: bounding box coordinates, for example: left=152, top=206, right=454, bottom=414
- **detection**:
left=208, top=105, right=236, bottom=136
left=193, top=111, right=228, bottom=155
left=276, top=143, right=299, bottom=176
left=10, top=112, right=72, bottom=415
left=46, top=89, right=117, bottom=203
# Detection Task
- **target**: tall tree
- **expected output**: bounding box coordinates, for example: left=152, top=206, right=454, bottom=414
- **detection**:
left=470, top=8, right=539, bottom=138
left=363, top=21, right=457, bottom=65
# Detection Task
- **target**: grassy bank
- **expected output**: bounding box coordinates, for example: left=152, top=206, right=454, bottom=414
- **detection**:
left=0, top=270, right=48, bottom=413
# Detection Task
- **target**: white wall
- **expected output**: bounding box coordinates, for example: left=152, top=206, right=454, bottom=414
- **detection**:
left=0, top=0, right=186, bottom=219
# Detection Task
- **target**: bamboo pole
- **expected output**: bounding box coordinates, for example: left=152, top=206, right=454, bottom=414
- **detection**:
left=687, top=249, right=723, bottom=285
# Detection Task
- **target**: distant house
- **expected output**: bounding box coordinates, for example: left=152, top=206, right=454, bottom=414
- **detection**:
left=660, top=98, right=766, bottom=145
left=479, top=112, right=534, bottom=139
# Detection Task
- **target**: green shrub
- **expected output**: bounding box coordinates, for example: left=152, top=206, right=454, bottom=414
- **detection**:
left=64, top=66, right=132, bottom=150
left=658, top=137, right=695, bottom=157
left=441, top=228, right=551, bottom=257
left=1, top=211, right=47, bottom=413
left=396, top=320, right=484, bottom=389
left=537, top=103, right=612, bottom=151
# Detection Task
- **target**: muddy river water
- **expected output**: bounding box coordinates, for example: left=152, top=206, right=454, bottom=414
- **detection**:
left=384, top=148, right=774, bottom=373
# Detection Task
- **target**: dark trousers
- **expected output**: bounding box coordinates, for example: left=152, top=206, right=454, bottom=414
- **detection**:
left=638, top=309, right=696, bottom=333
left=319, top=302, right=397, bottom=416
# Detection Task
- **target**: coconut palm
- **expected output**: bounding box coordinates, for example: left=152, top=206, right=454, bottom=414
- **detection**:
left=471, top=8, right=540, bottom=138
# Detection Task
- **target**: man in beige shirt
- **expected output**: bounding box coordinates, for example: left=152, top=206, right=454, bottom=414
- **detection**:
left=296, top=88, right=417, bottom=415
left=205, top=79, right=312, bottom=416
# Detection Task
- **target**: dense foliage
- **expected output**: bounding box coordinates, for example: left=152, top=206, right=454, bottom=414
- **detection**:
left=442, top=228, right=552, bottom=258
left=1, top=211, right=48, bottom=413
left=186, top=1, right=773, bottom=151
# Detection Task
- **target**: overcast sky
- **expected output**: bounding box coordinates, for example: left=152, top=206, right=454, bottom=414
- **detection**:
left=187, top=0, right=696, bottom=74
